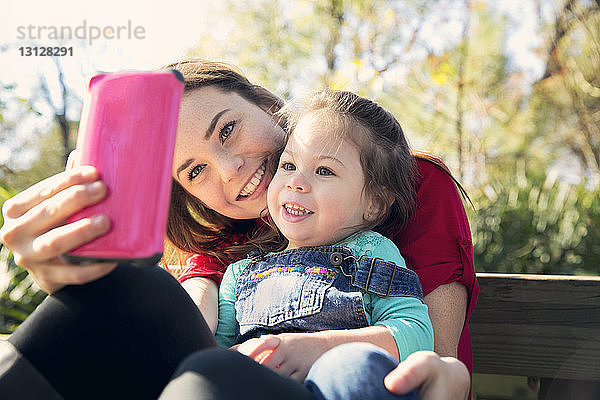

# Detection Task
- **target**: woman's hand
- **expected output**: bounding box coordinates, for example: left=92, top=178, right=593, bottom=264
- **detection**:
left=384, top=351, right=470, bottom=400
left=0, top=166, right=117, bottom=294
left=236, top=333, right=329, bottom=382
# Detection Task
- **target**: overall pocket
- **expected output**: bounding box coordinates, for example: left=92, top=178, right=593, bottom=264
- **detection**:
left=235, top=263, right=337, bottom=327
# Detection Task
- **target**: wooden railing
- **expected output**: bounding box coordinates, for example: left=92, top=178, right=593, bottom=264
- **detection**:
left=470, top=273, right=600, bottom=398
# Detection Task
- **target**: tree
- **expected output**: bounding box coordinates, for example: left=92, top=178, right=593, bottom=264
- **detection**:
left=531, top=0, right=600, bottom=185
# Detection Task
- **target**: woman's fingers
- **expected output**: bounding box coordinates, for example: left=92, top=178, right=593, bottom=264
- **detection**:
left=384, top=351, right=469, bottom=400
left=2, top=166, right=98, bottom=219
left=31, top=261, right=118, bottom=294
left=30, top=215, right=110, bottom=259
left=384, top=351, right=438, bottom=394
left=65, top=149, right=81, bottom=170
left=20, top=180, right=107, bottom=237
left=0, top=166, right=116, bottom=295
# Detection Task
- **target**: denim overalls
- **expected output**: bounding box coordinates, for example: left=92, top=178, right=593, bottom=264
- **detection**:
left=233, top=244, right=424, bottom=345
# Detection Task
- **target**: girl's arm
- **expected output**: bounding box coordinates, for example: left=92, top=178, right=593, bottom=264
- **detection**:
left=238, top=293, right=433, bottom=381
left=237, top=325, right=399, bottom=382
left=214, top=259, right=250, bottom=348
left=367, top=294, right=434, bottom=360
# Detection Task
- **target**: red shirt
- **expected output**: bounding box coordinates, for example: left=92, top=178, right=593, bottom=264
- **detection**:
left=390, top=157, right=478, bottom=376
left=178, top=157, right=478, bottom=375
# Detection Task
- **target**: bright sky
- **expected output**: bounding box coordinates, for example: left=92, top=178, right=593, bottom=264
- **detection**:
left=1, top=0, right=225, bottom=166
left=1, top=0, right=220, bottom=92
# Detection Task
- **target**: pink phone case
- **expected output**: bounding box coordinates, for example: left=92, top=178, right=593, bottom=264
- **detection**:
left=64, top=70, right=184, bottom=266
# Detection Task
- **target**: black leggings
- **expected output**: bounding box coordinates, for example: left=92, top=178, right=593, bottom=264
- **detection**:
left=4, top=264, right=312, bottom=400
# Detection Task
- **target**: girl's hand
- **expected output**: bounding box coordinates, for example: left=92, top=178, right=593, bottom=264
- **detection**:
left=0, top=166, right=117, bottom=294
left=384, top=351, right=470, bottom=400
left=237, top=333, right=329, bottom=382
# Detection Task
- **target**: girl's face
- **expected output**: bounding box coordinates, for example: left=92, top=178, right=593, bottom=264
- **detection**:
left=267, top=112, right=373, bottom=249
left=173, top=86, right=285, bottom=220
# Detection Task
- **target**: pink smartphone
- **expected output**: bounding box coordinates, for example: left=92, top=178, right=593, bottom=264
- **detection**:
left=64, top=70, right=184, bottom=266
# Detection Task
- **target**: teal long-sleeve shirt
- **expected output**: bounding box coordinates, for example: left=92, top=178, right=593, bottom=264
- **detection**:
left=215, top=230, right=434, bottom=360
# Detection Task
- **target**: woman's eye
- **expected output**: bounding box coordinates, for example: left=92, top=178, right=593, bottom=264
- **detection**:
left=188, top=164, right=206, bottom=181
left=281, top=162, right=296, bottom=171
left=219, top=121, right=236, bottom=144
left=316, top=166, right=335, bottom=176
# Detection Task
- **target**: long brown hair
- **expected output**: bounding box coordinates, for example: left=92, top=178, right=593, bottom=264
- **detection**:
left=162, top=60, right=284, bottom=263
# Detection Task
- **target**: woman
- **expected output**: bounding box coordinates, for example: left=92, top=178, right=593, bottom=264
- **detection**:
left=0, top=60, right=475, bottom=400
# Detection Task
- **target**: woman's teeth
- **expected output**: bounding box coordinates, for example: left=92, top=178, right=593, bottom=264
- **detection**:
left=239, top=160, right=266, bottom=197
left=284, top=204, right=313, bottom=216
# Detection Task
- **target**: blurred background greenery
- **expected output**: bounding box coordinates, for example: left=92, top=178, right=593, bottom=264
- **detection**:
left=1, top=0, right=599, bottom=335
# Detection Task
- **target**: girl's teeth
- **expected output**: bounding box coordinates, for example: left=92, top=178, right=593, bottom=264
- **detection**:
left=284, top=204, right=313, bottom=215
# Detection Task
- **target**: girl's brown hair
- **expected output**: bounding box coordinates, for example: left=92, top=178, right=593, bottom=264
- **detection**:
left=278, top=89, right=417, bottom=238
left=161, top=59, right=284, bottom=263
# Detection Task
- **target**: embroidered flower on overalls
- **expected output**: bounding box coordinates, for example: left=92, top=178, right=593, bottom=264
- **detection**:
left=250, top=266, right=338, bottom=282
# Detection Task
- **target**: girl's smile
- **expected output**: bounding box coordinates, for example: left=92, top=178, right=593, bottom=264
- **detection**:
left=267, top=110, right=373, bottom=249
left=280, top=202, right=315, bottom=222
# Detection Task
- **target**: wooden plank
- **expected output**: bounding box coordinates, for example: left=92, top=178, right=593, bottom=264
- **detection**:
left=470, top=273, right=600, bottom=380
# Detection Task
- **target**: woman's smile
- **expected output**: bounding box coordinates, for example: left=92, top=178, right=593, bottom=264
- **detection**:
left=237, top=159, right=268, bottom=201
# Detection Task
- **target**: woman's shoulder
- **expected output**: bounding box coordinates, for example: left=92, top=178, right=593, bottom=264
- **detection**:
left=413, top=153, right=456, bottom=187
left=411, top=152, right=471, bottom=211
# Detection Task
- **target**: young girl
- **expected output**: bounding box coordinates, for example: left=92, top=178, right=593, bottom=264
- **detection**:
left=215, top=89, right=434, bottom=399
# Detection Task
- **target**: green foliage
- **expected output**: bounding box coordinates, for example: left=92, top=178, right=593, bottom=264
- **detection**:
left=0, top=183, right=45, bottom=334
left=471, top=167, right=600, bottom=275
left=0, top=246, right=46, bottom=334
left=2, top=122, right=76, bottom=192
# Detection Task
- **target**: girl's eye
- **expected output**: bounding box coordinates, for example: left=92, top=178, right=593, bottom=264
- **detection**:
left=188, top=164, right=206, bottom=181
left=281, top=162, right=296, bottom=171
left=316, top=166, right=335, bottom=176
left=219, top=121, right=236, bottom=144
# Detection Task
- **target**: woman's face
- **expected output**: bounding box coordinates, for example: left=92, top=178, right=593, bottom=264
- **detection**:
left=172, top=86, right=285, bottom=220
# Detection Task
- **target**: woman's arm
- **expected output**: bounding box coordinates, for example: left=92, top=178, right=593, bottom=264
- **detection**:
left=181, top=277, right=219, bottom=334
left=424, top=281, right=467, bottom=357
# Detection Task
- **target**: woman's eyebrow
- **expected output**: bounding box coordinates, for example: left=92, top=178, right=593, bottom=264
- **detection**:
left=205, top=109, right=230, bottom=139
left=176, top=159, right=194, bottom=178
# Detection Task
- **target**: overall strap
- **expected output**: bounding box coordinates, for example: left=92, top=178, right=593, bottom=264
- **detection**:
left=331, top=252, right=424, bottom=301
